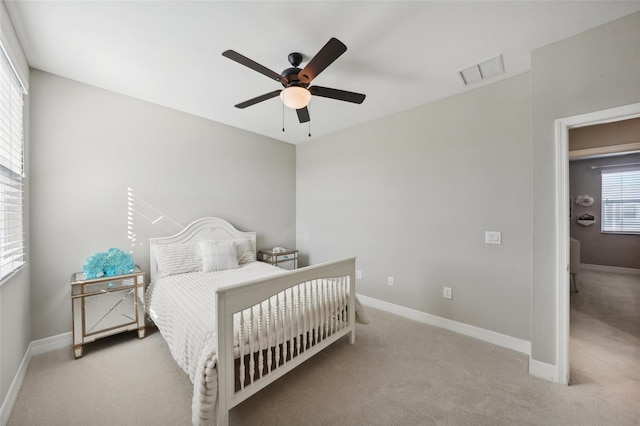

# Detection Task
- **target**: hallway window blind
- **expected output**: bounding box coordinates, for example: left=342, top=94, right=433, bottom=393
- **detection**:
left=0, top=46, right=25, bottom=281
left=601, top=168, right=640, bottom=235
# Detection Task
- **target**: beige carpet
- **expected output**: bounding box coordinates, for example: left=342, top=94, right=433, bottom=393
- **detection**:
left=569, top=269, right=640, bottom=405
left=8, top=271, right=640, bottom=425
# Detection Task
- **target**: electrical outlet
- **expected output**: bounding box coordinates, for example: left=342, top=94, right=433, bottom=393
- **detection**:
left=388, top=276, right=394, bottom=287
left=356, top=270, right=362, bottom=279
left=443, top=287, right=452, bottom=299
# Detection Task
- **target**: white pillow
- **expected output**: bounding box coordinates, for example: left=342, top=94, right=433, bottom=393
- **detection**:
left=234, top=238, right=256, bottom=264
left=155, top=243, right=202, bottom=277
left=200, top=240, right=239, bottom=272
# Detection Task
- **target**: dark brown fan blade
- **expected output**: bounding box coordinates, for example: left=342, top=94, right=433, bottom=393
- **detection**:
left=296, top=107, right=310, bottom=123
left=297, top=38, right=347, bottom=84
left=222, top=50, right=288, bottom=85
left=234, top=90, right=282, bottom=109
left=309, top=86, right=366, bottom=104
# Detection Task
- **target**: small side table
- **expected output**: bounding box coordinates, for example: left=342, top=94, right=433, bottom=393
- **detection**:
left=70, top=266, right=146, bottom=358
left=258, top=248, right=298, bottom=270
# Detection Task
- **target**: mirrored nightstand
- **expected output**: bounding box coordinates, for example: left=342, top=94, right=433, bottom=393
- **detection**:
left=258, top=248, right=298, bottom=270
left=70, top=266, right=146, bottom=358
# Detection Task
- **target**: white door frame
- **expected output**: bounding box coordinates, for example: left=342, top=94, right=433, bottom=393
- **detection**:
left=554, top=102, right=640, bottom=385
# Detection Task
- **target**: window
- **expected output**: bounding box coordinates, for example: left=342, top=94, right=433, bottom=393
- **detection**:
left=0, top=46, right=25, bottom=281
left=601, top=168, right=640, bottom=234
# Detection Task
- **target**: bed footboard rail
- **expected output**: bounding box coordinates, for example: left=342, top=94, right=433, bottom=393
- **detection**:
left=215, top=257, right=356, bottom=426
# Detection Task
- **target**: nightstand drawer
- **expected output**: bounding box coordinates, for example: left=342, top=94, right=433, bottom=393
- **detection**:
left=72, top=274, right=141, bottom=297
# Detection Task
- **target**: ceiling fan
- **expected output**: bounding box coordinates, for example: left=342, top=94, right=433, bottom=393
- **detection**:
left=222, top=37, right=366, bottom=125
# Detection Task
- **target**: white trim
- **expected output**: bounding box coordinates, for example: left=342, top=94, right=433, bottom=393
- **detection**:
left=0, top=332, right=71, bottom=425
left=529, top=358, right=560, bottom=383
left=554, top=116, right=571, bottom=386
left=554, top=102, right=640, bottom=388
left=357, top=294, right=531, bottom=355
left=581, top=263, right=640, bottom=275
left=29, top=332, right=72, bottom=355
left=0, top=346, right=29, bottom=426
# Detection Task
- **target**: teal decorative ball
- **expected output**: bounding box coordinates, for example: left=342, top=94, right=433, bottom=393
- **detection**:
left=82, top=248, right=134, bottom=279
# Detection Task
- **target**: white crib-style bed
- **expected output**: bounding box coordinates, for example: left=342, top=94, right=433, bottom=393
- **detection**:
left=146, top=217, right=368, bottom=425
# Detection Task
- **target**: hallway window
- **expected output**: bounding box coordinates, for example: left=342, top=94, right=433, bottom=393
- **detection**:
left=601, top=168, right=640, bottom=234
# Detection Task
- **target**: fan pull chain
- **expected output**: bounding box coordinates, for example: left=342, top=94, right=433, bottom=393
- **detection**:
left=308, top=103, right=311, bottom=137
left=282, top=103, right=285, bottom=132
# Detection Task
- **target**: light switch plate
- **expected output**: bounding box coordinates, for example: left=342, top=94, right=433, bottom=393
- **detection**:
left=443, top=287, right=452, bottom=299
left=485, top=231, right=502, bottom=244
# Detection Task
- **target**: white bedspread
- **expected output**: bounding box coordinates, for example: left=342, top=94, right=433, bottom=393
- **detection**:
left=145, top=262, right=369, bottom=425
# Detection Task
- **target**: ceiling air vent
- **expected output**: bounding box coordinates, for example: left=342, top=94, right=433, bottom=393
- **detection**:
left=458, top=54, right=504, bottom=86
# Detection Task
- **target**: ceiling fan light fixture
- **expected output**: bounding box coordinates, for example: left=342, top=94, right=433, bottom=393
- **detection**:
left=280, top=86, right=311, bottom=109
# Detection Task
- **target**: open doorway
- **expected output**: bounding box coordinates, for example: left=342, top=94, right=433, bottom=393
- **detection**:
left=567, top=119, right=640, bottom=388
left=555, top=102, right=640, bottom=386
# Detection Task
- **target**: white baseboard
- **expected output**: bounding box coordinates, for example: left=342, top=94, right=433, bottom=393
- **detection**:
left=29, top=332, right=72, bottom=356
left=0, top=345, right=30, bottom=426
left=581, top=263, right=640, bottom=275
left=356, top=294, right=532, bottom=356
left=529, top=358, right=561, bottom=383
left=0, top=332, right=71, bottom=426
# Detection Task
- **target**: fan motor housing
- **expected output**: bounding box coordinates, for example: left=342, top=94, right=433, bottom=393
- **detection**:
left=280, top=67, right=308, bottom=88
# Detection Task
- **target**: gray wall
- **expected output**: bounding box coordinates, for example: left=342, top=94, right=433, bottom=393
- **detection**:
left=531, top=12, right=640, bottom=364
left=28, top=70, right=296, bottom=340
left=297, top=72, right=533, bottom=342
left=570, top=153, right=640, bottom=269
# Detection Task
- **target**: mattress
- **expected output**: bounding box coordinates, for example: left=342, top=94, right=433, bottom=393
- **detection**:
left=146, top=262, right=285, bottom=382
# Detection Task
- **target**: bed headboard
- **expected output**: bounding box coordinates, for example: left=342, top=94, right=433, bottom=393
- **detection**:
left=149, top=217, right=257, bottom=283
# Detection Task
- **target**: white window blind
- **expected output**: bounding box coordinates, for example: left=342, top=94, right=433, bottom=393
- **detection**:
left=0, top=45, right=25, bottom=281
left=601, top=168, right=640, bottom=235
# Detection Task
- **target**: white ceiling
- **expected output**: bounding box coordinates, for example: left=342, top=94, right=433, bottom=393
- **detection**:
left=5, top=1, right=640, bottom=144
